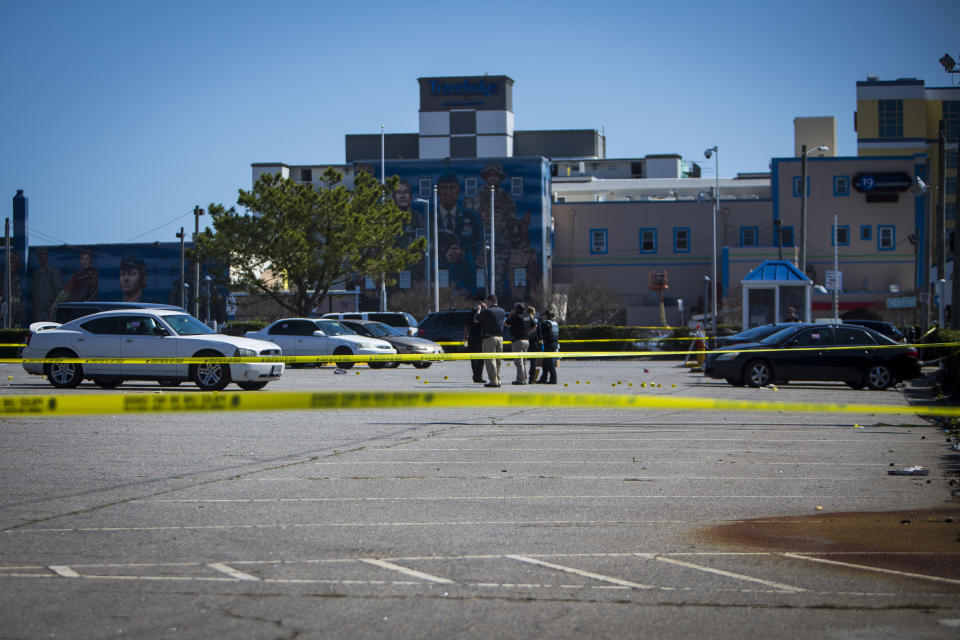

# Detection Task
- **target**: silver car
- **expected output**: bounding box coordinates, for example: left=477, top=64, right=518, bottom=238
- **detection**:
left=22, top=309, right=284, bottom=391
left=245, top=318, right=396, bottom=369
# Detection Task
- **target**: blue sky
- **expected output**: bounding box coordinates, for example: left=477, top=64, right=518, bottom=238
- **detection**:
left=2, top=0, right=959, bottom=246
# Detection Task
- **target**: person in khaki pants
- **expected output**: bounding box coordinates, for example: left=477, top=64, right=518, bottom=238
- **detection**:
left=506, top=302, right=532, bottom=384
left=474, top=295, right=506, bottom=387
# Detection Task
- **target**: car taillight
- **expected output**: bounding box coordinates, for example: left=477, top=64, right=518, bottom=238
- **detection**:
left=417, top=328, right=426, bottom=337
left=906, top=347, right=918, bottom=358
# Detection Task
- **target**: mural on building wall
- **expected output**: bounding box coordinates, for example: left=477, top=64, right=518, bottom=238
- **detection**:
left=1, top=243, right=224, bottom=326
left=372, top=157, right=550, bottom=308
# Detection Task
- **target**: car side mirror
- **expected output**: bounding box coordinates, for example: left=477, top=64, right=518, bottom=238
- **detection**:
left=153, top=326, right=169, bottom=336
left=312, top=330, right=326, bottom=337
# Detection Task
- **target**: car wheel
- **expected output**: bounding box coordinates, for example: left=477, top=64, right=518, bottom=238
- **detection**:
left=412, top=362, right=432, bottom=369
left=93, top=378, right=123, bottom=389
left=333, top=346, right=354, bottom=369
left=191, top=351, right=231, bottom=391
left=157, top=378, right=182, bottom=387
left=744, top=359, right=772, bottom=388
left=865, top=363, right=893, bottom=390
left=236, top=381, right=269, bottom=391
left=44, top=349, right=83, bottom=389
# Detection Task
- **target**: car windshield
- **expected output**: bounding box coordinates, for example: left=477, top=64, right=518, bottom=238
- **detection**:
left=732, top=324, right=784, bottom=340
left=314, top=320, right=353, bottom=336
left=758, top=324, right=807, bottom=345
left=164, top=314, right=216, bottom=336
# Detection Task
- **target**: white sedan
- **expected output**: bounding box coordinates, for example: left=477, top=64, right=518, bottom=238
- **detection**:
left=245, top=318, right=396, bottom=369
left=22, top=308, right=284, bottom=391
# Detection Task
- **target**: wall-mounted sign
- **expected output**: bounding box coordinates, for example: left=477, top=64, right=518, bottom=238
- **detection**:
left=852, top=172, right=912, bottom=193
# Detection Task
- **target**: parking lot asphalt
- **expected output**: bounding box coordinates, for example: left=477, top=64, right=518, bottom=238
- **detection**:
left=1, top=358, right=958, bottom=639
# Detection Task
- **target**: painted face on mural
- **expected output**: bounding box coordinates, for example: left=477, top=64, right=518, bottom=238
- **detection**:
left=438, top=181, right=459, bottom=210
left=392, top=182, right=411, bottom=210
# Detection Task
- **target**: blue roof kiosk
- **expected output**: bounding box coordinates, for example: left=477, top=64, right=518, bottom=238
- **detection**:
left=740, top=260, right=813, bottom=330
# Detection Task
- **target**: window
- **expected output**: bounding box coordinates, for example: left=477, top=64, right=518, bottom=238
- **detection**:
left=300, top=168, right=312, bottom=182
left=948, top=150, right=959, bottom=170
left=740, top=227, right=758, bottom=247
left=464, top=177, right=477, bottom=197
left=81, top=316, right=124, bottom=335
left=450, top=136, right=476, bottom=158
left=673, top=227, right=690, bottom=253
left=398, top=270, right=411, bottom=289
left=418, top=178, right=432, bottom=198
left=439, top=270, right=449, bottom=288
left=792, top=176, right=807, bottom=197
left=948, top=176, right=957, bottom=196
left=364, top=277, right=376, bottom=290
left=945, top=101, right=960, bottom=140
left=832, top=225, right=850, bottom=246
left=878, top=225, right=895, bottom=250
left=450, top=110, right=476, bottom=135
left=639, top=228, right=657, bottom=253
left=556, top=195, right=566, bottom=203
left=513, top=268, right=526, bottom=289
left=860, top=225, right=872, bottom=241
left=878, top=99, right=903, bottom=138
left=476, top=269, right=485, bottom=289
left=511, top=177, right=523, bottom=196
left=779, top=225, right=795, bottom=247
left=836, top=327, right=876, bottom=346
left=590, top=229, right=608, bottom=254
left=834, top=176, right=850, bottom=196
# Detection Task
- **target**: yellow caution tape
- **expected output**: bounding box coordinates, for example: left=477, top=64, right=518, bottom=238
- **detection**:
left=2, top=341, right=956, bottom=366
left=2, top=390, right=958, bottom=418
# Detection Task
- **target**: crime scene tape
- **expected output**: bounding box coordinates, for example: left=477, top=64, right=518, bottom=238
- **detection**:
left=3, top=389, right=960, bottom=418
left=2, top=341, right=957, bottom=366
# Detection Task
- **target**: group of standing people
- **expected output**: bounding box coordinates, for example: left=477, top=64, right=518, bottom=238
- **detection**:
left=466, top=294, right=558, bottom=388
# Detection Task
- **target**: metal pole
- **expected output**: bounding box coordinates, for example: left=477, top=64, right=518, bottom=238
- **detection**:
left=490, top=184, right=496, bottom=300
left=4, top=218, right=10, bottom=328
left=193, top=206, right=201, bottom=318
left=712, top=151, right=718, bottom=340
left=938, top=121, right=946, bottom=293
left=380, top=124, right=387, bottom=312
left=177, top=227, right=185, bottom=309
left=953, top=135, right=960, bottom=329
left=833, top=212, right=839, bottom=322
left=800, top=144, right=808, bottom=275
left=432, top=184, right=439, bottom=313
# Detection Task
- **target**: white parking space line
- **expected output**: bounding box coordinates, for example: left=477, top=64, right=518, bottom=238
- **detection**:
left=650, top=555, right=806, bottom=592
left=360, top=559, right=453, bottom=584
left=783, top=553, right=960, bottom=585
left=48, top=565, right=79, bottom=578
left=141, top=494, right=892, bottom=503
left=507, top=554, right=660, bottom=590
left=207, top=562, right=260, bottom=581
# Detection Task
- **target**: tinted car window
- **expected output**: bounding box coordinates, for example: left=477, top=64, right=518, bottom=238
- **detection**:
left=315, top=320, right=352, bottom=336
left=81, top=316, right=125, bottom=335
left=789, top=328, right=834, bottom=347
left=836, top=327, right=877, bottom=346
left=269, top=322, right=295, bottom=336
left=123, top=315, right=160, bottom=335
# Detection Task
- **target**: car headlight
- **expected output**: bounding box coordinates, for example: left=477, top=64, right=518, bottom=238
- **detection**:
left=234, top=348, right=256, bottom=358
left=716, top=352, right=739, bottom=361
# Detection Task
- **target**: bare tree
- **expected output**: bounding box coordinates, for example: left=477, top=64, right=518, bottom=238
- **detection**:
left=565, top=281, right=625, bottom=325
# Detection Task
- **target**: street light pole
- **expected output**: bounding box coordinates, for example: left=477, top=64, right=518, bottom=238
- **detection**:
left=414, top=198, right=431, bottom=296
left=490, top=185, right=496, bottom=300
left=799, top=144, right=829, bottom=277
left=432, top=184, right=439, bottom=313
left=379, top=124, right=387, bottom=312
left=704, top=146, right=718, bottom=339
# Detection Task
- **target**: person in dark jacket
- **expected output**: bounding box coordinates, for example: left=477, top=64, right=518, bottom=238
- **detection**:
left=537, top=309, right=559, bottom=384
left=464, top=300, right=485, bottom=383
left=475, top=294, right=506, bottom=387
left=506, top=302, right=532, bottom=384
left=526, top=306, right=541, bottom=384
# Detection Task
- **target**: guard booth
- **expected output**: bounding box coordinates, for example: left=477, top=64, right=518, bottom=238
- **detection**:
left=740, top=260, right=812, bottom=330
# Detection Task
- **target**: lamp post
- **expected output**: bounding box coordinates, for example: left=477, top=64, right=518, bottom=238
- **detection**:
left=799, top=144, right=830, bottom=276
left=489, top=184, right=496, bottom=299
left=432, top=184, right=439, bottom=313
left=379, top=124, right=387, bottom=312
left=704, top=146, right=718, bottom=339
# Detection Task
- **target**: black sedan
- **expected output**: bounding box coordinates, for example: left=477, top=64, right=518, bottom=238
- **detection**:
left=706, top=323, right=920, bottom=389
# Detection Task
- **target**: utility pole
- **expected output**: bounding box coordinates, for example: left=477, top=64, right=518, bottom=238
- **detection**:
left=953, top=134, right=960, bottom=329
left=176, top=227, right=186, bottom=309
left=193, top=206, right=202, bottom=318
left=4, top=218, right=10, bottom=328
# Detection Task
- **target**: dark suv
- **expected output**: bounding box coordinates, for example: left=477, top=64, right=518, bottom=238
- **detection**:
left=416, top=309, right=476, bottom=350
left=840, top=319, right=905, bottom=343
